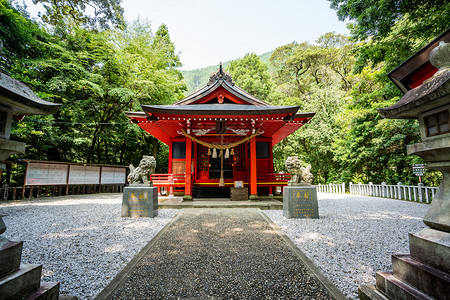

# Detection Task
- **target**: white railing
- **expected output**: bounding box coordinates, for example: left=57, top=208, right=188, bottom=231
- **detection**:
left=349, top=182, right=438, bottom=204
left=314, top=183, right=346, bottom=194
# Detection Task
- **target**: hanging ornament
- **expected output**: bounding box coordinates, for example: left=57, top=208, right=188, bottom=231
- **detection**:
left=225, top=148, right=229, bottom=159
left=219, top=149, right=223, bottom=157
left=212, top=148, right=217, bottom=158
left=230, top=148, right=235, bottom=156
left=207, top=148, right=211, bottom=156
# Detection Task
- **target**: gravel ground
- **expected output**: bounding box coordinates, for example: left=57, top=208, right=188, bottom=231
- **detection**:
left=264, top=193, right=428, bottom=299
left=0, top=193, right=429, bottom=299
left=0, top=194, right=178, bottom=299
left=111, top=208, right=333, bottom=300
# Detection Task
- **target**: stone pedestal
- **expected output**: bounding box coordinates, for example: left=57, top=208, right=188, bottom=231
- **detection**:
left=230, top=187, right=248, bottom=201
left=0, top=214, right=59, bottom=300
left=283, top=186, right=319, bottom=219
left=121, top=186, right=158, bottom=218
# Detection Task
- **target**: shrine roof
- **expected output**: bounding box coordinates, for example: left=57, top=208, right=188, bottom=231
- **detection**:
left=0, top=71, right=61, bottom=115
left=141, top=104, right=301, bottom=116
left=174, top=64, right=270, bottom=106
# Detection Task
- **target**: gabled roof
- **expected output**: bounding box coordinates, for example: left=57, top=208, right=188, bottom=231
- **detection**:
left=141, top=104, right=300, bottom=116
left=174, top=64, right=270, bottom=106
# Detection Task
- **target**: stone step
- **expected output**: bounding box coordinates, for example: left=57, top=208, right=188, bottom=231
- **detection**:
left=0, top=239, right=23, bottom=278
left=392, top=254, right=450, bottom=300
left=0, top=264, right=42, bottom=300
left=358, top=285, right=390, bottom=300
left=23, top=282, right=60, bottom=300
left=409, top=228, right=450, bottom=274
left=376, top=271, right=434, bottom=300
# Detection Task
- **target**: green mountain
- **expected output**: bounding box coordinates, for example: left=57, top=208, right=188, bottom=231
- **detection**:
left=181, top=50, right=274, bottom=95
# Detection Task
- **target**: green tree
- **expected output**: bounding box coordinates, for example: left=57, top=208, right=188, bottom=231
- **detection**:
left=31, top=0, right=124, bottom=30
left=328, top=0, right=450, bottom=71
left=3, top=2, right=185, bottom=169
left=227, top=53, right=273, bottom=101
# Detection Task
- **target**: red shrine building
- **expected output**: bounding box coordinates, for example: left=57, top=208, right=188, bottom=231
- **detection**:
left=126, top=65, right=314, bottom=200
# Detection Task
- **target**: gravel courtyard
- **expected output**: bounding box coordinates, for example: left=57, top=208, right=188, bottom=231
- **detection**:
left=0, top=194, right=178, bottom=299
left=0, top=193, right=428, bottom=299
left=264, top=193, right=428, bottom=299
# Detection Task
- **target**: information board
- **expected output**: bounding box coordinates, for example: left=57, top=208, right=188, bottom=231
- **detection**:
left=68, top=165, right=100, bottom=185
left=412, top=164, right=426, bottom=176
left=25, top=163, right=68, bottom=186
left=101, top=167, right=126, bottom=184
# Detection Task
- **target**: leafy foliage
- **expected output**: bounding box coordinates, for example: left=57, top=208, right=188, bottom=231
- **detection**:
left=227, top=53, right=272, bottom=101
left=32, top=0, right=124, bottom=30
left=1, top=0, right=443, bottom=188
left=1, top=2, right=184, bottom=173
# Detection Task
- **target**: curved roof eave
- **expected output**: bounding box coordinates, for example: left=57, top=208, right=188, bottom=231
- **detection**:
left=141, top=103, right=300, bottom=116
left=0, top=72, right=61, bottom=115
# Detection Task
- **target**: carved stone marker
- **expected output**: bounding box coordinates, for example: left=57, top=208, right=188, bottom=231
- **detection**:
left=122, top=155, right=158, bottom=218
left=283, top=186, right=319, bottom=219
left=283, top=157, right=319, bottom=219
left=121, top=186, right=158, bottom=218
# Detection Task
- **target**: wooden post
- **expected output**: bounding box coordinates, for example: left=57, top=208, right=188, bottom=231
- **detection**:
left=22, top=162, right=29, bottom=199
left=249, top=137, right=259, bottom=201
left=183, top=139, right=192, bottom=201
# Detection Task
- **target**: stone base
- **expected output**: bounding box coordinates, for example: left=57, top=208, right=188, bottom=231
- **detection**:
left=359, top=228, right=450, bottom=300
left=230, top=187, right=248, bottom=201
left=24, top=282, right=59, bottom=300
left=0, top=238, right=23, bottom=277
left=248, top=194, right=260, bottom=201
left=409, top=228, right=450, bottom=273
left=121, top=186, right=158, bottom=218
left=182, top=194, right=193, bottom=201
left=0, top=264, right=42, bottom=299
left=283, top=186, right=319, bottom=219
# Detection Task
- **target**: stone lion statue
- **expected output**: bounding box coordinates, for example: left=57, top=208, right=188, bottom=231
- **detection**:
left=285, top=156, right=313, bottom=185
left=127, top=156, right=156, bottom=186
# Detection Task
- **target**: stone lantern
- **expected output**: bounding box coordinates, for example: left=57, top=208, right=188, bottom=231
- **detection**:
left=0, top=71, right=61, bottom=179
left=359, top=36, right=450, bottom=299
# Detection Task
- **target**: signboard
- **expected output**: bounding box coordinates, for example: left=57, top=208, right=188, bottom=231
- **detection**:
left=101, top=167, right=126, bottom=184
left=68, top=165, right=100, bottom=185
left=24, top=161, right=127, bottom=187
left=25, top=163, right=68, bottom=186
left=412, top=164, right=426, bottom=176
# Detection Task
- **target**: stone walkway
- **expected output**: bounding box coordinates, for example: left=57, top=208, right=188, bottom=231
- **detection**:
left=98, top=208, right=339, bottom=299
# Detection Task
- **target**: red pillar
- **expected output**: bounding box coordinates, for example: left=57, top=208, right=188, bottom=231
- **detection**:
left=249, top=137, right=259, bottom=201
left=183, top=139, right=193, bottom=201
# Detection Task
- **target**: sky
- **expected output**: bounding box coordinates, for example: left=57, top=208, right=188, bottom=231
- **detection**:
left=23, top=0, right=350, bottom=71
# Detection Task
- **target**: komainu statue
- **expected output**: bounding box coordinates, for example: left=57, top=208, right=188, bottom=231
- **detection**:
left=285, top=156, right=313, bottom=185
left=127, top=156, right=157, bottom=186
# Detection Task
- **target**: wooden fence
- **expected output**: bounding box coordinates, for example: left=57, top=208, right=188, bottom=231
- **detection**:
left=1, top=184, right=125, bottom=201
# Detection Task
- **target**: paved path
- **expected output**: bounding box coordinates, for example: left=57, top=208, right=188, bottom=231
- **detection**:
left=101, top=208, right=337, bottom=299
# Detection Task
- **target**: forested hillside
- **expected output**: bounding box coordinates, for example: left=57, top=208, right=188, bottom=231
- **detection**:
left=1, top=0, right=448, bottom=186
left=182, top=51, right=273, bottom=94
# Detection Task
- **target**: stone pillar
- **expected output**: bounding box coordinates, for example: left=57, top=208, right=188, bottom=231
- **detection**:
left=249, top=137, right=259, bottom=201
